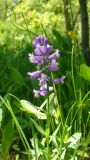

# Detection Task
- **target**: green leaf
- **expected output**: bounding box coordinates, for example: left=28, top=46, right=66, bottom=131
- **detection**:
left=50, top=123, right=61, bottom=143
left=10, top=67, right=24, bottom=85
left=30, top=118, right=45, bottom=136
left=61, top=148, right=66, bottom=159
left=20, top=100, right=47, bottom=119
left=45, top=128, right=50, bottom=137
left=80, top=64, right=90, bottom=81
left=0, top=108, right=2, bottom=128
left=52, top=29, right=62, bottom=43
left=2, top=120, right=14, bottom=160
left=66, top=132, right=81, bottom=149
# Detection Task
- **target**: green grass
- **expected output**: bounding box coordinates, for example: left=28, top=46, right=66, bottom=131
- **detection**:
left=0, top=43, right=90, bottom=159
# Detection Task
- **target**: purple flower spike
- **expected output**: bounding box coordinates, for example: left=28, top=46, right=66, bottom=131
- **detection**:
left=52, top=76, right=66, bottom=84
left=28, top=35, right=65, bottom=97
left=28, top=71, right=42, bottom=78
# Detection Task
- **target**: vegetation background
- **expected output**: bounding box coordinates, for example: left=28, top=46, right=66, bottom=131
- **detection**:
left=0, top=0, right=90, bottom=159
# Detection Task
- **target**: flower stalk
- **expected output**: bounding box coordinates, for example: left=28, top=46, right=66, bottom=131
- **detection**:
left=28, top=35, right=66, bottom=157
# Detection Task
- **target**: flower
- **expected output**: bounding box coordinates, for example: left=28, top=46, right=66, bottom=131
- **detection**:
left=34, top=45, right=52, bottom=55
left=28, top=35, right=65, bottom=97
left=28, top=71, right=42, bottom=78
left=38, top=73, right=50, bottom=86
left=33, top=89, right=40, bottom=97
left=35, top=56, right=43, bottom=65
left=40, top=84, right=53, bottom=92
left=39, top=90, right=47, bottom=96
left=60, top=76, right=66, bottom=84
left=33, top=84, right=53, bottom=97
left=28, top=53, right=36, bottom=63
left=52, top=76, right=66, bottom=84
left=29, top=53, right=43, bottom=65
left=48, top=50, right=60, bottom=60
left=47, top=59, right=59, bottom=71
left=33, top=35, right=48, bottom=48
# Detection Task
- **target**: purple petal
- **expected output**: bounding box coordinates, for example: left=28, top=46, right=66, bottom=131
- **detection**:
left=35, top=56, right=43, bottom=65
left=52, top=76, right=66, bottom=84
left=38, top=73, right=50, bottom=86
left=34, top=47, right=42, bottom=56
left=60, top=76, right=66, bottom=84
left=33, top=89, right=40, bottom=97
left=47, top=59, right=59, bottom=71
left=39, top=90, right=47, bottom=96
left=49, top=86, right=53, bottom=92
left=33, top=36, right=42, bottom=48
left=44, top=37, right=48, bottom=46
left=40, top=46, right=47, bottom=54
left=28, top=53, right=36, bottom=63
left=29, top=54, right=43, bottom=65
left=46, top=45, right=53, bottom=53
left=48, top=50, right=60, bottom=60
left=34, top=45, right=52, bottom=55
left=33, top=36, right=48, bottom=48
left=28, top=71, right=42, bottom=78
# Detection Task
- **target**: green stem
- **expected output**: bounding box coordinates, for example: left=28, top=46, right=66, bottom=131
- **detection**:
left=51, top=72, right=65, bottom=125
left=46, top=84, right=50, bottom=160
left=71, top=45, right=77, bottom=101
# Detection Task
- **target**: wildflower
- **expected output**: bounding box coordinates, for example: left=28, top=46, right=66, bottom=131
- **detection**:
left=35, top=56, right=44, bottom=65
left=28, top=54, right=36, bottom=63
left=28, top=71, right=42, bottom=78
left=34, top=45, right=52, bottom=55
left=39, top=90, right=47, bottom=96
left=60, top=76, right=66, bottom=84
left=47, top=59, right=59, bottom=71
left=39, top=85, right=53, bottom=96
left=29, top=53, right=43, bottom=65
left=28, top=35, right=65, bottom=97
left=38, top=73, right=50, bottom=86
left=48, top=50, right=60, bottom=60
left=40, top=85, right=53, bottom=92
left=52, top=76, right=66, bottom=84
left=33, top=89, right=40, bottom=97
left=33, top=35, right=48, bottom=48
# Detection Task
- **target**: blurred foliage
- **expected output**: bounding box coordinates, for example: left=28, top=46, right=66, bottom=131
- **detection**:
left=8, top=0, right=65, bottom=34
